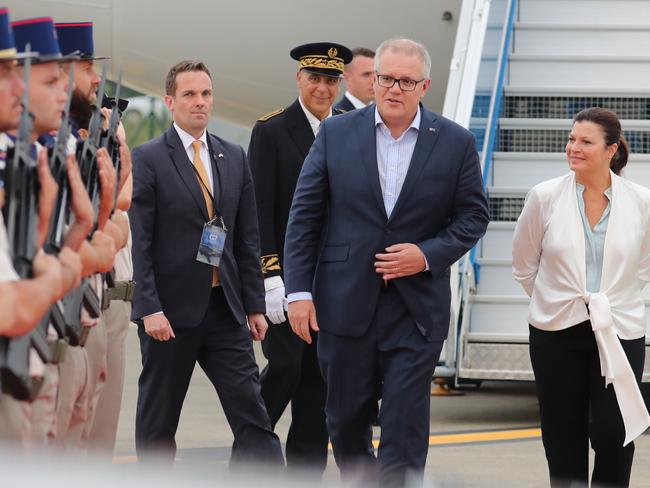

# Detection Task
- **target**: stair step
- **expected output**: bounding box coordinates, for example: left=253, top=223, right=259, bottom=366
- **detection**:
left=480, top=222, right=515, bottom=259
left=476, top=258, right=523, bottom=296
left=514, top=23, right=650, bottom=56
left=505, top=86, right=650, bottom=98
left=469, top=294, right=650, bottom=335
left=491, top=153, right=650, bottom=187
left=468, top=295, right=530, bottom=335
left=508, top=54, right=650, bottom=91
left=519, top=1, right=650, bottom=25
left=475, top=257, right=650, bottom=300
left=496, top=118, right=650, bottom=153
left=502, top=93, right=650, bottom=120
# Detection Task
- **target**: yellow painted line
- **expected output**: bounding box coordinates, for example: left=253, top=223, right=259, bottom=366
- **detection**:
left=113, top=428, right=542, bottom=462
left=426, top=427, right=541, bottom=446
left=366, top=428, right=541, bottom=449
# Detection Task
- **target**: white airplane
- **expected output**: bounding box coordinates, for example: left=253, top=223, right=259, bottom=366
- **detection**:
left=6, top=0, right=461, bottom=131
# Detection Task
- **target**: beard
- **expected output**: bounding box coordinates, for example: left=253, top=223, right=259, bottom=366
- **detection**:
left=70, top=88, right=93, bottom=130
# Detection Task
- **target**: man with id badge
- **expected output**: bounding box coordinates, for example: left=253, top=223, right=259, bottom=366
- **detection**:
left=130, top=60, right=283, bottom=467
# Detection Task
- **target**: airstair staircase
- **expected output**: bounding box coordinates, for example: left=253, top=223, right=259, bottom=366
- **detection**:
left=454, top=0, right=650, bottom=382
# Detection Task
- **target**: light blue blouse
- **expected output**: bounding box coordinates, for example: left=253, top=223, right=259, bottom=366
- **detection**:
left=576, top=184, right=612, bottom=293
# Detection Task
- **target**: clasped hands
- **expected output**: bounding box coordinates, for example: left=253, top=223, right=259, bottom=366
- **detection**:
left=288, top=243, right=426, bottom=343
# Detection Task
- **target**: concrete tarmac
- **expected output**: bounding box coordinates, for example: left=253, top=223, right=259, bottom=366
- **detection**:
left=115, top=326, right=650, bottom=487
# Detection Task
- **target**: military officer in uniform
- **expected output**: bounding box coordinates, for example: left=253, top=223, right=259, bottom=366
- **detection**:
left=248, top=42, right=352, bottom=475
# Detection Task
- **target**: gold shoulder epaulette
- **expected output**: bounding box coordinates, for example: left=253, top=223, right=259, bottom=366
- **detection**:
left=261, top=254, right=282, bottom=274
left=258, top=108, right=285, bottom=122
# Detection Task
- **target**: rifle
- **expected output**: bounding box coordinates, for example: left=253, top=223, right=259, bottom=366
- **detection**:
left=77, top=61, right=107, bottom=224
left=0, top=46, right=52, bottom=400
left=100, top=70, right=123, bottom=209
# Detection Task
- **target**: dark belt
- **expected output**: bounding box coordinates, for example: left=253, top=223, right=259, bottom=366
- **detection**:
left=102, top=280, right=136, bottom=310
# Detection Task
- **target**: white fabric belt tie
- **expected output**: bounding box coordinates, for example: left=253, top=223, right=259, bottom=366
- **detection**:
left=586, top=293, right=650, bottom=446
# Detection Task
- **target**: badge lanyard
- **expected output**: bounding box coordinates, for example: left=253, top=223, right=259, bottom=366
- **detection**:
left=190, top=160, right=227, bottom=232
left=191, top=158, right=227, bottom=268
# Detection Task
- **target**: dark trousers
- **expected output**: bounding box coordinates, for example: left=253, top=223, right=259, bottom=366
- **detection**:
left=259, top=322, right=328, bottom=474
left=135, top=287, right=284, bottom=467
left=529, top=322, right=646, bottom=488
left=318, top=285, right=444, bottom=487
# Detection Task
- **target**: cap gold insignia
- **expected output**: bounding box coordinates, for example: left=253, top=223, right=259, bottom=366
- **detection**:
left=328, top=47, right=338, bottom=58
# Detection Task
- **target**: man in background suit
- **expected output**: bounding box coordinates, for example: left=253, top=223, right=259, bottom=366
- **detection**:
left=130, top=60, right=283, bottom=466
left=285, top=38, right=489, bottom=485
left=334, top=47, right=375, bottom=112
left=248, top=42, right=351, bottom=476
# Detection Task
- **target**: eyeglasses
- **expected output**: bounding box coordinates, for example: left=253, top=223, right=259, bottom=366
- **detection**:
left=375, top=73, right=425, bottom=92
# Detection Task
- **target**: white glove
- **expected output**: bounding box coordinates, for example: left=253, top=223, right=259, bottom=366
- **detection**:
left=264, top=276, right=286, bottom=325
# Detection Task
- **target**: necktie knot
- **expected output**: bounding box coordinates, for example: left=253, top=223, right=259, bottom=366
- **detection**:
left=192, top=140, right=202, bottom=153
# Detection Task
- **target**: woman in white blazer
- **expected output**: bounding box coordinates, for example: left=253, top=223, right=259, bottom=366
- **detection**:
left=512, top=108, right=650, bottom=488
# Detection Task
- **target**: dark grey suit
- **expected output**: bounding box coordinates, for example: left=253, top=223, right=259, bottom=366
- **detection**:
left=130, top=125, right=283, bottom=465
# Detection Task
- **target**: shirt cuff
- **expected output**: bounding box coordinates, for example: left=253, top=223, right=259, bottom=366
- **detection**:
left=423, top=256, right=429, bottom=272
left=287, top=292, right=313, bottom=303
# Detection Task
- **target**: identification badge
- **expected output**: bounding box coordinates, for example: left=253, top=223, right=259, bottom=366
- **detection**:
left=196, top=217, right=227, bottom=267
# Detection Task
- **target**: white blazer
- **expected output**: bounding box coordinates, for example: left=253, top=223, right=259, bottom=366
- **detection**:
left=512, top=170, right=650, bottom=445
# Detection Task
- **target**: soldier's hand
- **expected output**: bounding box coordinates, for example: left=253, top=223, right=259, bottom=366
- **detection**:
left=247, top=313, right=268, bottom=341
left=36, top=148, right=59, bottom=248
left=288, top=300, right=319, bottom=344
left=58, top=246, right=82, bottom=294
left=90, top=229, right=117, bottom=273
left=116, top=173, right=132, bottom=211
left=100, top=107, right=111, bottom=131
left=96, top=147, right=116, bottom=231
left=32, top=251, right=64, bottom=301
left=64, top=155, right=94, bottom=251
left=117, top=133, right=132, bottom=194
left=144, top=314, right=176, bottom=341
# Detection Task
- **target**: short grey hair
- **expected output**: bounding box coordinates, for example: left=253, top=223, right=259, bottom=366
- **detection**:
left=374, top=38, right=431, bottom=79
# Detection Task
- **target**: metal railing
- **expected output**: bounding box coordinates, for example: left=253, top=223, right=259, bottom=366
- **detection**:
left=451, top=0, right=517, bottom=384
left=467, top=0, right=518, bottom=282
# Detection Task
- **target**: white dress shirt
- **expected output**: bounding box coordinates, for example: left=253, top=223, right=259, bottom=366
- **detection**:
left=344, top=91, right=369, bottom=109
left=298, top=97, right=331, bottom=137
left=512, top=170, right=650, bottom=445
left=375, top=106, right=420, bottom=217
left=174, top=122, right=213, bottom=190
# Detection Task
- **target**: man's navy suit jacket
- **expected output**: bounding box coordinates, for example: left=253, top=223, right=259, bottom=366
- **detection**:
left=284, top=105, right=490, bottom=342
left=130, top=126, right=265, bottom=328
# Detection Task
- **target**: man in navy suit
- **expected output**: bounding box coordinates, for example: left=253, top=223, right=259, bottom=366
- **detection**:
left=130, top=60, right=283, bottom=466
left=284, top=38, right=489, bottom=485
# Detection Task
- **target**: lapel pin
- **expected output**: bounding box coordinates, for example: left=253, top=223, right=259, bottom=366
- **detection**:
left=218, top=153, right=224, bottom=158
left=429, top=127, right=436, bottom=133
